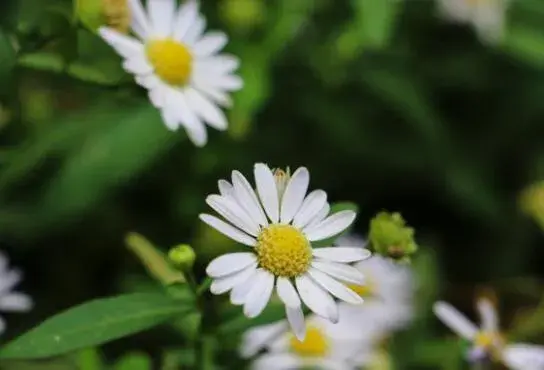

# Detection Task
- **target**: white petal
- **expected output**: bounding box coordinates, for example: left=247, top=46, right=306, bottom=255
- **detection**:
left=167, top=89, right=208, bottom=146
left=311, top=261, right=365, bottom=285
left=160, top=107, right=179, bottom=130
left=295, top=274, right=338, bottom=323
left=206, top=252, right=257, bottom=278
left=503, top=344, right=544, bottom=370
left=280, top=167, right=309, bottom=224
left=243, top=269, right=275, bottom=318
left=122, top=56, right=152, bottom=75
left=199, top=214, right=257, bottom=247
left=476, top=298, right=498, bottom=333
left=195, top=55, right=240, bottom=76
left=128, top=0, right=151, bottom=39
left=312, top=247, right=371, bottom=263
left=182, top=15, right=205, bottom=45
left=252, top=353, right=301, bottom=370
left=192, top=78, right=233, bottom=107
left=206, top=195, right=260, bottom=236
left=231, top=170, right=268, bottom=226
left=98, top=27, right=144, bottom=59
left=307, top=268, right=363, bottom=305
left=231, top=268, right=259, bottom=305
left=149, top=85, right=167, bottom=108
left=135, top=74, right=161, bottom=89
left=0, top=269, right=22, bottom=295
left=240, top=321, right=288, bottom=358
left=0, top=293, right=33, bottom=312
left=172, top=0, right=198, bottom=41
left=276, top=277, right=301, bottom=308
left=305, top=211, right=356, bottom=242
left=286, top=306, right=306, bottom=341
left=292, top=190, right=327, bottom=229
left=210, top=263, right=257, bottom=294
left=305, top=202, right=330, bottom=229
left=433, top=301, right=478, bottom=340
left=210, top=74, right=243, bottom=91
left=254, top=163, right=280, bottom=223
left=218, top=179, right=234, bottom=197
left=184, top=88, right=228, bottom=130
left=147, top=0, right=175, bottom=37
left=193, top=32, right=228, bottom=56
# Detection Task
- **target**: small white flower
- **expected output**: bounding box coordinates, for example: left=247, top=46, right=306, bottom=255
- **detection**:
left=437, top=0, right=508, bottom=44
left=99, top=0, right=242, bottom=147
left=241, top=305, right=375, bottom=370
left=433, top=298, right=544, bottom=369
left=202, top=163, right=371, bottom=339
left=0, top=252, right=33, bottom=335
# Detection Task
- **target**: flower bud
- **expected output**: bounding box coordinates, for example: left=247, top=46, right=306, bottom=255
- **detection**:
left=220, top=0, right=265, bottom=33
left=168, top=244, right=196, bottom=271
left=368, top=211, right=418, bottom=263
left=520, top=181, right=544, bottom=230
left=76, top=0, right=130, bottom=33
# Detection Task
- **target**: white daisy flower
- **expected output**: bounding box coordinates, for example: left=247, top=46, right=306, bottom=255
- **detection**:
left=437, top=0, right=508, bottom=44
left=336, top=234, right=414, bottom=332
left=0, top=251, right=33, bottom=335
left=241, top=305, right=375, bottom=370
left=99, top=0, right=242, bottom=147
left=433, top=298, right=544, bottom=369
left=202, top=163, right=371, bottom=340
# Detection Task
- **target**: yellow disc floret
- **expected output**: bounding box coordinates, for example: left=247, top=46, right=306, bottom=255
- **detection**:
left=256, top=224, right=312, bottom=278
left=474, top=331, right=505, bottom=361
left=146, top=39, right=192, bottom=86
left=290, top=326, right=329, bottom=357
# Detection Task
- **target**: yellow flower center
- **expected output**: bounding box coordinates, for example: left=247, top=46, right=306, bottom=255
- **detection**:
left=290, top=326, right=329, bottom=357
left=348, top=283, right=374, bottom=297
left=474, top=331, right=505, bottom=360
left=256, top=224, right=312, bottom=278
left=145, top=39, right=192, bottom=86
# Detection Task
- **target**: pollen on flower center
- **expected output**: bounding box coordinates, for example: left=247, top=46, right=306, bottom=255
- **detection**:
left=290, top=326, right=329, bottom=357
left=256, top=224, right=312, bottom=278
left=146, top=39, right=192, bottom=86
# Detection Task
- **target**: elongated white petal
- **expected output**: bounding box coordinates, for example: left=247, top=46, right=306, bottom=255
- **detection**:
left=312, top=247, right=371, bottom=263
left=276, top=277, right=301, bottom=308
left=254, top=163, right=280, bottom=223
left=240, top=321, right=288, bottom=358
left=292, top=190, right=327, bottom=228
left=122, top=57, right=153, bottom=75
left=503, top=344, right=544, bottom=370
left=135, top=74, right=161, bottom=89
left=231, top=170, right=268, bottom=226
left=243, top=269, right=275, bottom=318
left=183, top=15, right=205, bottom=45
left=98, top=27, right=144, bottom=59
left=231, top=268, right=259, bottom=305
left=477, top=298, right=498, bottom=333
left=184, top=88, right=227, bottom=130
left=311, top=261, right=365, bottom=285
left=147, top=0, right=175, bottom=37
left=150, top=86, right=167, bottom=109
left=128, top=0, right=151, bottom=39
left=204, top=74, right=243, bottom=91
left=193, top=81, right=232, bottom=107
left=0, top=293, right=33, bottom=312
left=0, top=270, right=22, bottom=295
left=305, top=202, right=330, bottom=229
left=286, top=306, right=306, bottom=341
left=172, top=0, right=198, bottom=41
left=195, top=55, right=240, bottom=76
left=209, top=263, right=257, bottom=295
left=280, top=167, right=309, bottom=224
left=433, top=301, right=478, bottom=340
left=160, top=107, right=179, bottom=130
left=206, top=252, right=257, bottom=278
left=307, top=268, right=363, bottom=305
left=206, top=195, right=259, bottom=236
left=218, top=179, right=234, bottom=197
left=295, top=274, right=338, bottom=323
left=252, top=353, right=301, bottom=370
left=305, top=211, right=356, bottom=242
left=168, top=90, right=207, bottom=146
left=194, top=32, right=228, bottom=56
left=199, top=214, right=256, bottom=246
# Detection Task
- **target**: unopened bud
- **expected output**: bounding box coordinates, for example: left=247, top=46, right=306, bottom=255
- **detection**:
left=76, top=0, right=130, bottom=33
left=168, top=244, right=196, bottom=270
left=220, top=0, right=265, bottom=33
left=368, top=211, right=418, bottom=263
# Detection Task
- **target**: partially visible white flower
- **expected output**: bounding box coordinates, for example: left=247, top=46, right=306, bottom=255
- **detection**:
left=0, top=251, right=33, bottom=335
left=241, top=305, right=376, bottom=370
left=437, top=0, right=509, bottom=44
left=99, top=0, right=242, bottom=147
left=202, top=163, right=371, bottom=339
left=433, top=298, right=544, bottom=369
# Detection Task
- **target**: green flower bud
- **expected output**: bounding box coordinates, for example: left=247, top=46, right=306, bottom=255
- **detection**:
left=220, top=0, right=266, bottom=33
left=168, top=244, right=196, bottom=271
left=520, top=181, right=544, bottom=230
left=368, top=211, right=418, bottom=263
left=76, top=0, right=130, bottom=33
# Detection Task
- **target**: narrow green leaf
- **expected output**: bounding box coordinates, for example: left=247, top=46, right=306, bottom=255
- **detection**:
left=0, top=292, right=194, bottom=359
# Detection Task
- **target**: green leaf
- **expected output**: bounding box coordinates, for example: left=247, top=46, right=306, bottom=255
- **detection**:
left=353, top=0, right=400, bottom=48
left=75, top=348, right=103, bottom=370
left=114, top=352, right=152, bottom=370
left=0, top=292, right=194, bottom=359
left=0, top=29, right=16, bottom=90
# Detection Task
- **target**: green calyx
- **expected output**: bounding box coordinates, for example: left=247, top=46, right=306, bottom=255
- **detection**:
left=368, top=211, right=418, bottom=263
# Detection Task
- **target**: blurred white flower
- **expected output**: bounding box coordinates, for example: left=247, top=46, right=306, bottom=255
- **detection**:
left=433, top=298, right=544, bottom=369
left=99, top=0, right=242, bottom=147
left=437, top=0, right=508, bottom=44
left=0, top=252, right=33, bottom=335
left=202, top=163, right=371, bottom=339
left=241, top=305, right=376, bottom=370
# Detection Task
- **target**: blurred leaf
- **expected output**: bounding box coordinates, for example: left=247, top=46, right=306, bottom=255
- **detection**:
left=75, top=348, right=103, bottom=370
left=0, top=292, right=194, bottom=359
left=353, top=0, right=401, bottom=48
left=509, top=298, right=544, bottom=341
left=125, top=232, right=185, bottom=285
left=114, top=352, right=152, bottom=370
left=503, top=24, right=544, bottom=67
left=0, top=29, right=16, bottom=89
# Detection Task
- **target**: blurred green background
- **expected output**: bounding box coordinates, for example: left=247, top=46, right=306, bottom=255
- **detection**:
left=2, top=0, right=544, bottom=368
